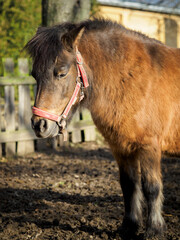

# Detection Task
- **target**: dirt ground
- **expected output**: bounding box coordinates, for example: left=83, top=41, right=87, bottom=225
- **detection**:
left=0, top=142, right=179, bottom=240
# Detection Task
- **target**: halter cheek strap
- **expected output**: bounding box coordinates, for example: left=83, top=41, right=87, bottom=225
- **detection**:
left=32, top=48, right=89, bottom=141
left=76, top=48, right=89, bottom=88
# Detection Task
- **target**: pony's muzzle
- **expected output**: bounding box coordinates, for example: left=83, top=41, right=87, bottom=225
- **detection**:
left=31, top=115, right=59, bottom=138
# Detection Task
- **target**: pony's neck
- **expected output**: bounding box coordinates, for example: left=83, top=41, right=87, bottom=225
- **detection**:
left=78, top=30, right=124, bottom=115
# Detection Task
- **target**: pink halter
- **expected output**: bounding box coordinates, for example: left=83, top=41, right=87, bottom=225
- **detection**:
left=32, top=48, right=89, bottom=140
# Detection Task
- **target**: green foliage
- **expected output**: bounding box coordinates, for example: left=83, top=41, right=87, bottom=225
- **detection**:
left=0, top=0, right=99, bottom=60
left=0, top=0, right=41, bottom=59
left=90, top=0, right=100, bottom=17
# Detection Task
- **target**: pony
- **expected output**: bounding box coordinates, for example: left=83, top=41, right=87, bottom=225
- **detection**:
left=25, top=19, right=180, bottom=238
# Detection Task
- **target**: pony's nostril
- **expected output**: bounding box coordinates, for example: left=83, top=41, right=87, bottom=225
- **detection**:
left=39, top=119, right=47, bottom=133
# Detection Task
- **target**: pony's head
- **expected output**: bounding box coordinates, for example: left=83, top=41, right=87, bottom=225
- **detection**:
left=25, top=23, right=88, bottom=139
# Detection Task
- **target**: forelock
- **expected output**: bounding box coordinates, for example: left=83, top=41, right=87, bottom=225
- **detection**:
left=25, top=23, right=76, bottom=71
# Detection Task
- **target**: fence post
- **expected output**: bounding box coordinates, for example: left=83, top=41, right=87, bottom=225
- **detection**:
left=2, top=58, right=14, bottom=76
left=18, top=58, right=29, bottom=76
left=3, top=58, right=16, bottom=156
left=71, top=110, right=82, bottom=143
left=17, top=58, right=34, bottom=155
left=4, top=86, right=16, bottom=156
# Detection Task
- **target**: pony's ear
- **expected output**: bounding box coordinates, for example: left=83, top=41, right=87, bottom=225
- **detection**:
left=61, top=26, right=85, bottom=51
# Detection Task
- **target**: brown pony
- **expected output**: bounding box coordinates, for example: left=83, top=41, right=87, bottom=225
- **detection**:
left=25, top=19, right=180, bottom=238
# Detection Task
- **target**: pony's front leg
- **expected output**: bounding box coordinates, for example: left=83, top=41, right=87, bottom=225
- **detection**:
left=116, top=154, right=143, bottom=236
left=140, top=144, right=166, bottom=237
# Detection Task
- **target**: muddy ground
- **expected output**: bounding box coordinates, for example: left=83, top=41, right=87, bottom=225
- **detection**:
left=0, top=142, right=179, bottom=240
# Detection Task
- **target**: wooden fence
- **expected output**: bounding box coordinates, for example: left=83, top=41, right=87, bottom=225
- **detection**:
left=0, top=58, right=96, bottom=157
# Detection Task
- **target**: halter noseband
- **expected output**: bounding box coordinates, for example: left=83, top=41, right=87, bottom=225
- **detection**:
left=32, top=48, right=89, bottom=141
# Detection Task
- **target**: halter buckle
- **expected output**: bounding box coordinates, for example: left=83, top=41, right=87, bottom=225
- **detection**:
left=76, top=49, right=83, bottom=65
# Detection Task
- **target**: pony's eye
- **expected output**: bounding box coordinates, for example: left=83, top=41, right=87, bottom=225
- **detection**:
left=54, top=66, right=68, bottom=79
left=56, top=72, right=67, bottom=79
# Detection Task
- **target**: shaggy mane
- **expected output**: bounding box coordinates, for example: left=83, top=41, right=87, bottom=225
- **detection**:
left=25, top=18, right=162, bottom=71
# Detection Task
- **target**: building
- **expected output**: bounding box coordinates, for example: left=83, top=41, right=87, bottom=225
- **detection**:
left=97, top=0, right=180, bottom=47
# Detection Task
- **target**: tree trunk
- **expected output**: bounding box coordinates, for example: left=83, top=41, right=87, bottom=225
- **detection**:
left=42, top=0, right=90, bottom=26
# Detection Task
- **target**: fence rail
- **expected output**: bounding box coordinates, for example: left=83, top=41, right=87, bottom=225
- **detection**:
left=0, top=58, right=96, bottom=157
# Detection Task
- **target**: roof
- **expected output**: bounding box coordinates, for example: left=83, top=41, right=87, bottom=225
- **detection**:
left=97, top=0, right=180, bottom=15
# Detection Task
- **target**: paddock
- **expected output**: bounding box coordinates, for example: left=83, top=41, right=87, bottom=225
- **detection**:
left=0, top=143, right=179, bottom=240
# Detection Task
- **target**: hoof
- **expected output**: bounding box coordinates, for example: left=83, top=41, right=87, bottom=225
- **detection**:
left=120, top=217, right=140, bottom=237
left=144, top=222, right=166, bottom=239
